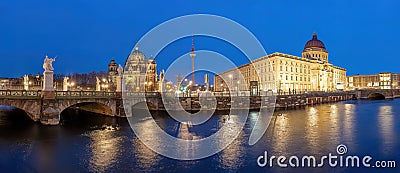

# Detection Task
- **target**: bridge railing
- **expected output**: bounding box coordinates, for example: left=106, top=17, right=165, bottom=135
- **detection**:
left=123, top=92, right=159, bottom=98
left=55, top=91, right=117, bottom=98
left=0, top=90, right=42, bottom=99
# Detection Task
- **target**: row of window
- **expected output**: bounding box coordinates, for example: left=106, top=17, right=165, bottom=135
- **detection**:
left=279, top=74, right=311, bottom=82
left=278, top=66, right=311, bottom=74
left=304, top=53, right=327, bottom=59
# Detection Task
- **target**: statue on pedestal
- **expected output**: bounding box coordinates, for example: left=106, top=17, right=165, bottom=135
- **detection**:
left=43, top=55, right=56, bottom=72
left=42, top=55, right=56, bottom=95
left=116, top=65, right=123, bottom=92
left=23, top=75, right=29, bottom=90
left=63, top=77, right=69, bottom=91
left=159, top=70, right=165, bottom=92
left=117, top=65, right=123, bottom=75
left=96, top=77, right=101, bottom=91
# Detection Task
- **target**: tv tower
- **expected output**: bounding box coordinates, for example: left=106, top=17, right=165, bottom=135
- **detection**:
left=189, top=35, right=196, bottom=85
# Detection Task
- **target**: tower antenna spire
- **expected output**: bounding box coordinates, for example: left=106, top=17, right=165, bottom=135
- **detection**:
left=191, top=34, right=195, bottom=52
left=189, top=34, right=196, bottom=85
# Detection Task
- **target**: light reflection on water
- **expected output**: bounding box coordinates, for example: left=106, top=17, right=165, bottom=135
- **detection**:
left=85, top=127, right=122, bottom=172
left=343, top=104, right=355, bottom=143
left=0, top=100, right=399, bottom=172
left=378, top=105, right=394, bottom=154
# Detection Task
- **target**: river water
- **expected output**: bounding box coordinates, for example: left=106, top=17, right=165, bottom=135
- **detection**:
left=0, top=99, right=399, bottom=173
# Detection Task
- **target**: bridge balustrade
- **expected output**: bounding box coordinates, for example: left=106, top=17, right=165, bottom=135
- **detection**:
left=55, top=91, right=116, bottom=98
left=123, top=92, right=159, bottom=98
left=0, top=90, right=41, bottom=99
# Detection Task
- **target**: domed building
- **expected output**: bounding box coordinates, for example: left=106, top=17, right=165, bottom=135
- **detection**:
left=302, top=33, right=329, bottom=62
left=215, top=33, right=347, bottom=93
left=123, top=44, right=157, bottom=92
left=106, top=44, right=159, bottom=92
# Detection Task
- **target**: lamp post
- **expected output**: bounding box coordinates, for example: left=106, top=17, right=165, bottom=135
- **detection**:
left=229, top=74, right=233, bottom=94
left=188, top=80, right=192, bottom=97
left=220, top=84, right=224, bottom=96
left=237, top=81, right=240, bottom=96
left=279, top=75, right=282, bottom=95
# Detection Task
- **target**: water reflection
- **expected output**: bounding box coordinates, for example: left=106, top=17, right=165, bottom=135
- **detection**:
left=305, top=107, right=320, bottom=153
left=378, top=105, right=394, bottom=154
left=343, top=104, right=355, bottom=143
left=218, top=115, right=245, bottom=170
left=270, top=113, right=290, bottom=155
left=86, top=126, right=122, bottom=172
left=177, top=121, right=201, bottom=159
left=132, top=119, right=162, bottom=170
left=0, top=100, right=399, bottom=172
left=328, top=105, right=340, bottom=142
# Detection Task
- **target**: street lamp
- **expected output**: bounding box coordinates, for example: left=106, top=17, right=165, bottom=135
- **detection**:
left=229, top=74, right=233, bottom=94
left=237, top=81, right=240, bottom=96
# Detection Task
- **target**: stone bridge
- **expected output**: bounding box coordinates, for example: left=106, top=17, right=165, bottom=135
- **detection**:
left=355, top=89, right=400, bottom=99
left=0, top=90, right=362, bottom=125
left=0, top=90, right=158, bottom=125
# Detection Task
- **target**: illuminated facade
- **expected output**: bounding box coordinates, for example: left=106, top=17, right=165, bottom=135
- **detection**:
left=214, top=33, right=347, bottom=93
left=107, top=59, right=118, bottom=91
left=108, top=44, right=158, bottom=92
left=347, top=72, right=400, bottom=90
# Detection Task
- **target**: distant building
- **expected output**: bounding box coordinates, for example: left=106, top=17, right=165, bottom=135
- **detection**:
left=347, top=72, right=400, bottom=90
left=107, top=59, right=118, bottom=91
left=176, top=74, right=183, bottom=87
left=214, top=33, right=347, bottom=94
left=108, top=44, right=159, bottom=92
left=0, top=74, right=42, bottom=90
left=0, top=77, right=23, bottom=90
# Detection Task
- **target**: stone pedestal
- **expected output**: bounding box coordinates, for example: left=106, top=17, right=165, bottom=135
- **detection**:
left=42, top=91, right=55, bottom=99
left=43, top=71, right=54, bottom=91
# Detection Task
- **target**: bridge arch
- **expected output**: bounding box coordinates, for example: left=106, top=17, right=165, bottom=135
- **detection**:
left=0, top=100, right=41, bottom=121
left=58, top=99, right=116, bottom=117
left=59, top=102, right=115, bottom=126
left=367, top=93, right=385, bottom=100
left=0, top=105, right=36, bottom=123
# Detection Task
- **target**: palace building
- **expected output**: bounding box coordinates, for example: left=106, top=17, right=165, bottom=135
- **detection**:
left=214, top=33, right=347, bottom=94
left=347, top=72, right=400, bottom=90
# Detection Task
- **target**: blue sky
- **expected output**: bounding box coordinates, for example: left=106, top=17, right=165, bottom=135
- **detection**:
left=1, top=0, right=399, bottom=83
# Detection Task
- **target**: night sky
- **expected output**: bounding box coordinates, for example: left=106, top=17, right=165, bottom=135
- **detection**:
left=1, top=1, right=399, bottom=83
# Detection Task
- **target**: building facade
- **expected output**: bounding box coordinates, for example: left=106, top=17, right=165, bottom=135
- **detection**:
left=107, top=59, right=118, bottom=91
left=347, top=72, right=400, bottom=90
left=110, top=44, right=159, bottom=92
left=214, top=33, right=347, bottom=94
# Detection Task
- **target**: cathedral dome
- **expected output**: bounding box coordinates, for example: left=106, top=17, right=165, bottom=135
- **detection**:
left=303, top=33, right=326, bottom=52
left=124, top=43, right=150, bottom=74
left=127, top=44, right=146, bottom=62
